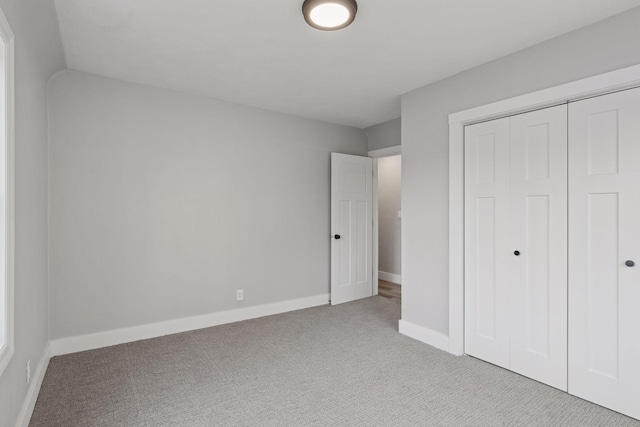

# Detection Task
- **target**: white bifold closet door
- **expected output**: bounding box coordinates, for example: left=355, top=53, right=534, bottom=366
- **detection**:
left=465, top=104, right=568, bottom=391
left=568, top=87, right=640, bottom=420
left=464, top=117, right=511, bottom=369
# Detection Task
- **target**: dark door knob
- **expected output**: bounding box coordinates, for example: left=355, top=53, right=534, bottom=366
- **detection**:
left=625, top=260, right=635, bottom=267
left=334, top=235, right=341, bottom=240
left=514, top=251, right=520, bottom=256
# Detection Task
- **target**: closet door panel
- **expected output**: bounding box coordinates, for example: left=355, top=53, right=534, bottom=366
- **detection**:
left=464, top=118, right=511, bottom=369
left=509, top=105, right=568, bottom=391
left=569, top=87, right=640, bottom=420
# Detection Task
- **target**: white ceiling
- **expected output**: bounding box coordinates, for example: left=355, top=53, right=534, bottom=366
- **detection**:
left=54, top=0, right=640, bottom=128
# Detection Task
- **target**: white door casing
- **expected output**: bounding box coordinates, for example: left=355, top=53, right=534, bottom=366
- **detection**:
left=508, top=105, right=567, bottom=391
left=465, top=105, right=568, bottom=391
left=568, top=87, right=640, bottom=420
left=331, top=153, right=373, bottom=305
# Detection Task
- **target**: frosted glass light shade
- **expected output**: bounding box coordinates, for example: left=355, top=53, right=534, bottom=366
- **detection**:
left=302, top=0, right=358, bottom=31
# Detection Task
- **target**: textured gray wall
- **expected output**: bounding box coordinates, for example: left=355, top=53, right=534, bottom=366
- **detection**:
left=365, top=118, right=401, bottom=151
left=48, top=71, right=368, bottom=339
left=401, top=6, right=640, bottom=335
left=0, top=0, right=66, bottom=426
left=377, top=155, right=401, bottom=277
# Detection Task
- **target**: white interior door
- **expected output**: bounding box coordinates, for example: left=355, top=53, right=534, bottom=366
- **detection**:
left=568, top=87, right=640, bottom=420
left=331, top=153, right=373, bottom=305
left=509, top=105, right=567, bottom=391
left=464, top=117, right=511, bottom=369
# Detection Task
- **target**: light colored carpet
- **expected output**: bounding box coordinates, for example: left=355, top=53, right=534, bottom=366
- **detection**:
left=31, top=296, right=639, bottom=426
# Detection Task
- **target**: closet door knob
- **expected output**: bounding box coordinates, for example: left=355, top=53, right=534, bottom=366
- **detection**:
left=334, top=234, right=341, bottom=240
left=514, top=251, right=520, bottom=256
left=625, top=260, right=635, bottom=267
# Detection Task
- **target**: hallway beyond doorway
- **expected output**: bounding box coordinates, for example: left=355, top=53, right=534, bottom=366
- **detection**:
left=378, top=279, right=401, bottom=301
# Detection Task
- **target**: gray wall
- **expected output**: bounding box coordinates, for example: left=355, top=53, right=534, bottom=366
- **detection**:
left=0, top=0, right=65, bottom=426
left=401, top=6, right=640, bottom=335
left=48, top=71, right=368, bottom=340
left=364, top=118, right=401, bottom=151
left=377, top=155, right=401, bottom=277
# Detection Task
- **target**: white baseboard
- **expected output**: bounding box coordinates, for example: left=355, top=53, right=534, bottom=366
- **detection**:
left=399, top=320, right=450, bottom=353
left=51, top=293, right=330, bottom=356
left=378, top=271, right=401, bottom=284
left=15, top=342, right=51, bottom=427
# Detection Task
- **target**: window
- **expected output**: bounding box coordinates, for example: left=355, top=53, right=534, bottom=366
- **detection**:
left=0, top=6, right=14, bottom=377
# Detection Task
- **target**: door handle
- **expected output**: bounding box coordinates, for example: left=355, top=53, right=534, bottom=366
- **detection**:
left=625, top=260, right=635, bottom=267
left=334, top=235, right=341, bottom=240
left=514, top=250, right=520, bottom=256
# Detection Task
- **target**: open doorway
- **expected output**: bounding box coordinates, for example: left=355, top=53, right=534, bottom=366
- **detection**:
left=377, top=154, right=401, bottom=301
left=329, top=147, right=400, bottom=306
left=370, top=147, right=401, bottom=303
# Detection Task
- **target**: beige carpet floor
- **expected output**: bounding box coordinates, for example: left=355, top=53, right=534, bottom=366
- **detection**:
left=31, top=296, right=639, bottom=426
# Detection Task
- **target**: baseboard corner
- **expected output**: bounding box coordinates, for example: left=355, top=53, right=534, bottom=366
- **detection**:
left=15, top=342, right=51, bottom=427
left=399, top=319, right=450, bottom=353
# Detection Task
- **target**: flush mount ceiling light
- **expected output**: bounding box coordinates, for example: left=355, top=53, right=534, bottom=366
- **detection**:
left=302, top=0, right=358, bottom=31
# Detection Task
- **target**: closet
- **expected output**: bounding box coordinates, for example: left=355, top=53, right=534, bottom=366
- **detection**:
left=464, top=87, right=640, bottom=420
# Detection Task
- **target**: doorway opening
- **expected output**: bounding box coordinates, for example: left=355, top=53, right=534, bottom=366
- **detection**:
left=371, top=148, right=401, bottom=303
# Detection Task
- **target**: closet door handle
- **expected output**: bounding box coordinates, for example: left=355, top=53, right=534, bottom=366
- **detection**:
left=625, top=260, right=635, bottom=267
left=514, top=251, right=520, bottom=256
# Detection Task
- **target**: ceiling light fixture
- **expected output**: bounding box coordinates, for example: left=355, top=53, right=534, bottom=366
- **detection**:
left=302, top=0, right=358, bottom=31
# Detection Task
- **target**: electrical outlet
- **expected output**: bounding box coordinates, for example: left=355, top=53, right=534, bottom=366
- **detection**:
left=26, top=360, right=31, bottom=384
left=236, top=289, right=244, bottom=301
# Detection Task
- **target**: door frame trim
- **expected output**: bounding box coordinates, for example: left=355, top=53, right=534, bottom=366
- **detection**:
left=369, top=145, right=402, bottom=296
left=448, top=63, right=640, bottom=356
